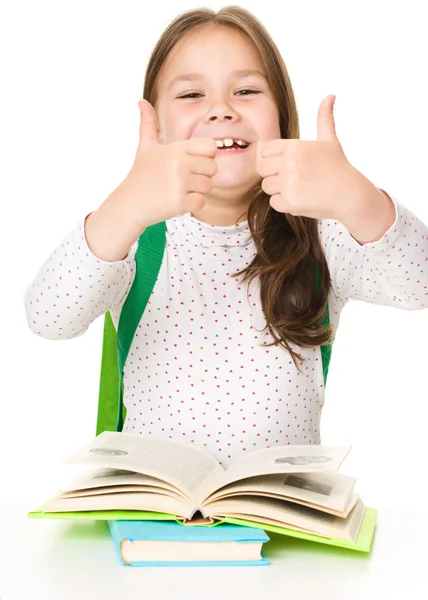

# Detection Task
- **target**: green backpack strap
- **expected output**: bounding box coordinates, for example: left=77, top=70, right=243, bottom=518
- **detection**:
left=96, top=310, right=121, bottom=435
left=96, top=221, right=167, bottom=435
left=316, top=265, right=332, bottom=384
left=320, top=313, right=332, bottom=383
left=96, top=223, right=332, bottom=435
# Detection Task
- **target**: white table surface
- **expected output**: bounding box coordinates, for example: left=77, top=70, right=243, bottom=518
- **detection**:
left=0, top=499, right=426, bottom=600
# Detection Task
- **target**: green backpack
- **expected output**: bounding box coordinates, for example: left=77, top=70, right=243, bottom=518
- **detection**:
left=95, top=221, right=332, bottom=435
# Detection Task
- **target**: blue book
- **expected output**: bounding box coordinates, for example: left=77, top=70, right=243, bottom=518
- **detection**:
left=107, top=520, right=270, bottom=567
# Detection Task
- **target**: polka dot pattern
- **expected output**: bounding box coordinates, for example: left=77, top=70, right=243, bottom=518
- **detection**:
left=24, top=195, right=428, bottom=467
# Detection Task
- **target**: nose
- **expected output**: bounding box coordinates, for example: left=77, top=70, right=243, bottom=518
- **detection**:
left=206, top=101, right=238, bottom=122
left=208, top=112, right=235, bottom=122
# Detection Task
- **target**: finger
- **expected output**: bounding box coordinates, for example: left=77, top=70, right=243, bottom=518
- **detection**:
left=190, top=156, right=218, bottom=178
left=317, top=94, right=338, bottom=142
left=261, top=174, right=280, bottom=196
left=186, top=192, right=207, bottom=212
left=269, top=193, right=285, bottom=213
left=258, top=155, right=284, bottom=178
left=186, top=137, right=218, bottom=158
left=138, top=99, right=162, bottom=146
left=259, top=139, right=285, bottom=158
left=187, top=174, right=214, bottom=195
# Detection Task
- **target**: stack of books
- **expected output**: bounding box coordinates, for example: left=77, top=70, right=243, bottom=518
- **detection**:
left=28, top=431, right=378, bottom=564
left=107, top=519, right=270, bottom=566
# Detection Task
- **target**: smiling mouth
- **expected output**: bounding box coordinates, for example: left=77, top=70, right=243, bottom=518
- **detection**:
left=215, top=138, right=251, bottom=152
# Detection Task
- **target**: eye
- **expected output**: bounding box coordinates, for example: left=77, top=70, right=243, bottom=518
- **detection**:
left=178, top=92, right=203, bottom=99
left=236, top=89, right=260, bottom=96
left=178, top=89, right=261, bottom=99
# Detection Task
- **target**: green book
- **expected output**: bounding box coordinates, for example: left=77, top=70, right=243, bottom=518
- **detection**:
left=28, top=431, right=378, bottom=553
left=28, top=506, right=377, bottom=553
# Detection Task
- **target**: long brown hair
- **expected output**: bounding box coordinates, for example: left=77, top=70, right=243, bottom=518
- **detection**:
left=142, top=6, right=333, bottom=369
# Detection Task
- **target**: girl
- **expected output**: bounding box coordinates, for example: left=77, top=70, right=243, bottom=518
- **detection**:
left=25, top=6, right=428, bottom=467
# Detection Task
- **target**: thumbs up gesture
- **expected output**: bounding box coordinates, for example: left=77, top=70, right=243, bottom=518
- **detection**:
left=127, top=100, right=218, bottom=228
left=257, top=95, right=376, bottom=223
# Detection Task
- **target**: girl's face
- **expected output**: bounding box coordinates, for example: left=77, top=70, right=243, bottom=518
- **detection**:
left=155, top=25, right=281, bottom=202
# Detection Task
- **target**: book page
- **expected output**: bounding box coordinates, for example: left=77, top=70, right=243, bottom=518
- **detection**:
left=63, top=431, right=224, bottom=502
left=121, top=540, right=264, bottom=563
left=203, top=471, right=356, bottom=515
left=218, top=444, right=351, bottom=490
left=59, top=467, right=190, bottom=502
left=203, top=495, right=365, bottom=542
left=43, top=490, right=195, bottom=519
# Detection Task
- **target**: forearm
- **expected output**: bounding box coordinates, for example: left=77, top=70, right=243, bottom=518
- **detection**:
left=24, top=221, right=135, bottom=340
left=323, top=195, right=428, bottom=310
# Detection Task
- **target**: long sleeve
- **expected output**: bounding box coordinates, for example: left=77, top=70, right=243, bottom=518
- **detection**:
left=24, top=218, right=137, bottom=340
left=319, top=195, right=428, bottom=310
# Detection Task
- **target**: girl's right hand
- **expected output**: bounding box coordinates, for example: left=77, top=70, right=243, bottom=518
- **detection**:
left=125, top=99, right=218, bottom=228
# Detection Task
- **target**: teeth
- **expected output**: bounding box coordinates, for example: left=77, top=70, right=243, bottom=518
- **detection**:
left=215, top=138, right=233, bottom=148
left=215, top=138, right=249, bottom=148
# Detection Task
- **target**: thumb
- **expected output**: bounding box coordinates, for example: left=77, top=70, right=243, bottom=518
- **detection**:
left=317, top=94, right=338, bottom=142
left=138, top=99, right=162, bottom=146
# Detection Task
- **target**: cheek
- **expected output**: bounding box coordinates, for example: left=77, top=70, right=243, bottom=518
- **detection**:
left=271, top=119, right=282, bottom=139
left=161, top=106, right=195, bottom=143
left=250, top=102, right=281, bottom=140
left=264, top=111, right=281, bottom=139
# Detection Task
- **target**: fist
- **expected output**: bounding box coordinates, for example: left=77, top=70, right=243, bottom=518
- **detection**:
left=127, top=99, right=218, bottom=227
left=257, top=95, right=361, bottom=222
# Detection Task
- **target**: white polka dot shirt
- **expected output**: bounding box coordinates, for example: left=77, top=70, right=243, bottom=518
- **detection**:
left=25, top=195, right=428, bottom=466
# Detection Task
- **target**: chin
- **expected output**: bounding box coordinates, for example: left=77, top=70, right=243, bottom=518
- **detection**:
left=213, top=171, right=258, bottom=193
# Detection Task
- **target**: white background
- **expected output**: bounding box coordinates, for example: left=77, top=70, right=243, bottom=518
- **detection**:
left=1, top=0, right=427, bottom=511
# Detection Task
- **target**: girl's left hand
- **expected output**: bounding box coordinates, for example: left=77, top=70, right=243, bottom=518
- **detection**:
left=257, top=95, right=379, bottom=222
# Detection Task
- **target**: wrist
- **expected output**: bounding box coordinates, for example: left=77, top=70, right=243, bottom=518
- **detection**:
left=85, top=180, right=145, bottom=262
left=339, top=174, right=396, bottom=245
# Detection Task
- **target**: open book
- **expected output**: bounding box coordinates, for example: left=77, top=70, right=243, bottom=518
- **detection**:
left=33, top=431, right=374, bottom=547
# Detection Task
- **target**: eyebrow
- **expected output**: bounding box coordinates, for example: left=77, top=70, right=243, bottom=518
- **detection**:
left=168, top=68, right=268, bottom=89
